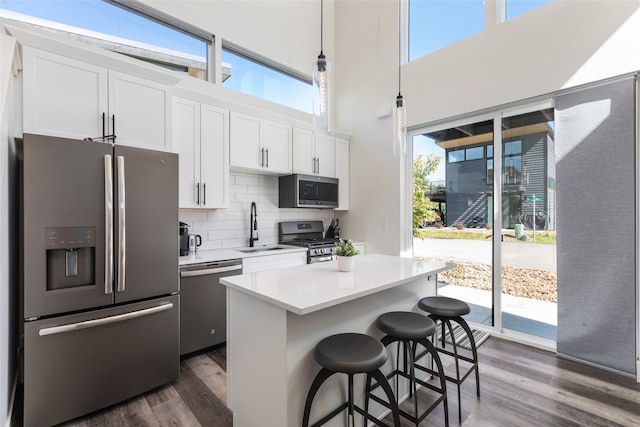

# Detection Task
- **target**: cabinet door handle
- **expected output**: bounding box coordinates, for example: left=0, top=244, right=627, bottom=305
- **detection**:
left=265, top=148, right=269, bottom=168
left=196, top=182, right=200, bottom=205
left=259, top=147, right=264, bottom=166
left=203, top=183, right=206, bottom=206
left=112, top=114, right=116, bottom=139
left=316, top=157, right=320, bottom=174
left=312, top=157, right=316, bottom=173
left=102, top=112, right=106, bottom=139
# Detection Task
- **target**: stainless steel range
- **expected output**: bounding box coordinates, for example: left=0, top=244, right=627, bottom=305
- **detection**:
left=279, top=220, right=338, bottom=263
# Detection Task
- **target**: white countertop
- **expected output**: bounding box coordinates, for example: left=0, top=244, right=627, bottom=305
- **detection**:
left=220, top=254, right=453, bottom=315
left=178, top=245, right=306, bottom=266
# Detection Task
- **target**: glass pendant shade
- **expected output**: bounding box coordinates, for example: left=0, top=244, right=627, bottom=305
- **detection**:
left=312, top=52, right=331, bottom=133
left=393, top=93, right=407, bottom=155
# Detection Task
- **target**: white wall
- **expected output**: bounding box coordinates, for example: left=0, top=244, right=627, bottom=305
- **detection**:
left=333, top=0, right=640, bottom=255
left=179, top=172, right=336, bottom=250
left=404, top=0, right=640, bottom=124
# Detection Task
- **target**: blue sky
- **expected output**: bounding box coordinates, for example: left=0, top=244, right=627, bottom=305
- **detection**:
left=0, top=0, right=205, bottom=56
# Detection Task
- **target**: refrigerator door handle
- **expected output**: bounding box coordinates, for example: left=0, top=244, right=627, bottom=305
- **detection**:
left=38, top=303, right=174, bottom=336
left=104, top=154, right=114, bottom=295
left=117, top=155, right=126, bottom=293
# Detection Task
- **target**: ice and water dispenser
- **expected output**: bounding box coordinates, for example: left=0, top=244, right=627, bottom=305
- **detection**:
left=45, top=226, right=96, bottom=290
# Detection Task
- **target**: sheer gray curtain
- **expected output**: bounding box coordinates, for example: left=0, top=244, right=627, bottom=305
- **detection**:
left=555, top=75, right=637, bottom=377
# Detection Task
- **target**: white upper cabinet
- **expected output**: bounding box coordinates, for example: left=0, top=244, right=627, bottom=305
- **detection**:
left=22, top=48, right=108, bottom=141
left=314, top=133, right=336, bottom=177
left=334, top=137, right=350, bottom=211
left=292, top=128, right=335, bottom=177
left=22, top=47, right=171, bottom=151
left=201, top=103, right=230, bottom=208
left=230, top=111, right=292, bottom=175
left=107, top=71, right=171, bottom=150
left=173, top=96, right=229, bottom=209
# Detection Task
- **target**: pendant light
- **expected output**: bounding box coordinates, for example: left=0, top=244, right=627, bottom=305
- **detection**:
left=393, top=0, right=407, bottom=156
left=312, top=0, right=331, bottom=133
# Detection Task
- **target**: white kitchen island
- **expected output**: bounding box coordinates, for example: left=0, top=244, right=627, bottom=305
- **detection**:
left=220, top=254, right=453, bottom=427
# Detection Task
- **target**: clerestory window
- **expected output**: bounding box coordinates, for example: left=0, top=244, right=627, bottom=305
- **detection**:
left=0, top=0, right=312, bottom=113
left=409, top=0, right=554, bottom=62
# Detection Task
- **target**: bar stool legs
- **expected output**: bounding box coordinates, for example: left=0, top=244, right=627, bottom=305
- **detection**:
left=301, top=333, right=401, bottom=427
left=365, top=312, right=449, bottom=427
left=419, top=296, right=481, bottom=423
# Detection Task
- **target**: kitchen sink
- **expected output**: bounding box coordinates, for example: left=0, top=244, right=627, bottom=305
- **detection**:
left=235, top=245, right=291, bottom=253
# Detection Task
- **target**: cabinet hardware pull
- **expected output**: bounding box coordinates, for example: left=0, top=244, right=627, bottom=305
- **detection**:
left=265, top=148, right=269, bottom=168
left=203, top=183, right=206, bottom=206
left=196, top=182, right=200, bottom=205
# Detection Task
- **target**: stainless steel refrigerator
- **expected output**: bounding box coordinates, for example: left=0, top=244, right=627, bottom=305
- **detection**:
left=20, top=134, right=180, bottom=427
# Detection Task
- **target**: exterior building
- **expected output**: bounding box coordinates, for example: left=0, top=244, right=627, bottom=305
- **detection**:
left=428, top=113, right=555, bottom=231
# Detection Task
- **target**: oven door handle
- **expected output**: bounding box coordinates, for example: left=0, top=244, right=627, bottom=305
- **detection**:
left=310, top=255, right=334, bottom=263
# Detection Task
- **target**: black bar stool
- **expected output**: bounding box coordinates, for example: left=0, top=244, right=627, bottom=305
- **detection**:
left=365, top=311, right=448, bottom=427
left=418, top=296, right=480, bottom=422
left=302, top=332, right=400, bottom=427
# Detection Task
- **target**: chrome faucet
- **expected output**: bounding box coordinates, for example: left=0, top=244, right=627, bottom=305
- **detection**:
left=249, top=201, right=259, bottom=247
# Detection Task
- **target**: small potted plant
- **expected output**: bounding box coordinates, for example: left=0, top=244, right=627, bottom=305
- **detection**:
left=333, top=239, right=360, bottom=272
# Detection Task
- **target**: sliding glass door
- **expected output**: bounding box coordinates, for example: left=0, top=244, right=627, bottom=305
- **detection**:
left=500, top=107, right=557, bottom=340
left=411, top=102, right=558, bottom=343
left=412, top=116, right=495, bottom=327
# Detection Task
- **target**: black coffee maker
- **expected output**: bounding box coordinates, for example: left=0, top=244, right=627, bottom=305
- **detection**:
left=179, top=222, right=190, bottom=256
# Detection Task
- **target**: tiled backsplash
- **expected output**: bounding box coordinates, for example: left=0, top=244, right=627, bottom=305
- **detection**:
left=179, top=173, right=337, bottom=250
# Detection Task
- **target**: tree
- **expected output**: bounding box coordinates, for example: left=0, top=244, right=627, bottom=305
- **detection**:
left=413, top=154, right=441, bottom=236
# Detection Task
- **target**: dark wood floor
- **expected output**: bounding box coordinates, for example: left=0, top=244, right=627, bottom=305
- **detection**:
left=52, top=337, right=640, bottom=426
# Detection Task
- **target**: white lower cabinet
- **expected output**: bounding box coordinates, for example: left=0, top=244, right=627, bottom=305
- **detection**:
left=173, top=96, right=229, bottom=209
left=242, top=252, right=307, bottom=273
left=353, top=243, right=366, bottom=255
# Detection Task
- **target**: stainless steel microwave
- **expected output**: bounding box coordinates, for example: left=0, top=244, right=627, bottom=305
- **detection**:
left=278, top=174, right=339, bottom=209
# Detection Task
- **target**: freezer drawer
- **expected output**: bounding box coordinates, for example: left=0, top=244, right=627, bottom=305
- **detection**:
left=23, top=295, right=179, bottom=427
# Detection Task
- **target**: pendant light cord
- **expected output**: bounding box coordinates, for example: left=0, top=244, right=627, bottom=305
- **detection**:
left=398, top=0, right=401, bottom=96
left=320, top=0, right=324, bottom=54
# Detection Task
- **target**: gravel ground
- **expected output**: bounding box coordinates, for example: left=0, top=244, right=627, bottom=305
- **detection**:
left=432, top=258, right=558, bottom=303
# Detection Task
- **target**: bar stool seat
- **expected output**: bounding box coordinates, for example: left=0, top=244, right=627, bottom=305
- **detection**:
left=366, top=312, right=448, bottom=427
left=418, top=296, right=480, bottom=423
left=302, top=333, right=400, bottom=427
left=314, top=333, right=388, bottom=374
left=419, top=296, right=470, bottom=318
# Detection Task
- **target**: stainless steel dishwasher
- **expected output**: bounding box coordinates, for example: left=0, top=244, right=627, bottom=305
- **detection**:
left=179, top=259, right=243, bottom=356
